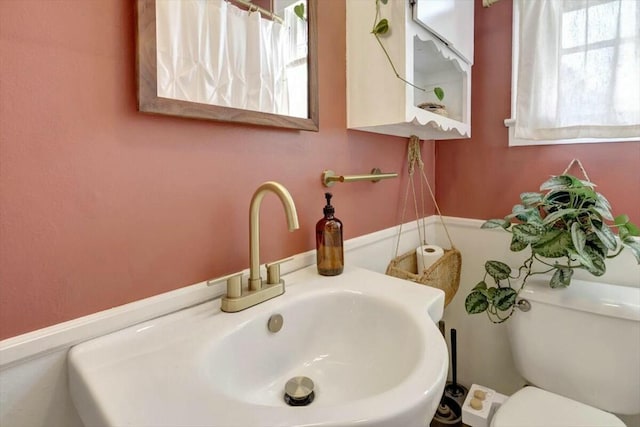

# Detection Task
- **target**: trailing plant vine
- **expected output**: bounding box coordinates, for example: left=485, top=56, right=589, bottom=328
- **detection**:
left=465, top=174, right=640, bottom=323
left=371, top=0, right=444, bottom=101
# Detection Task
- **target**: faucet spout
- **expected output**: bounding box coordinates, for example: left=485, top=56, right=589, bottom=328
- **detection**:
left=249, top=182, right=299, bottom=291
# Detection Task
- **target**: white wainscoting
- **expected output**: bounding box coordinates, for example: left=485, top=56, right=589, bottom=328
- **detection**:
left=1, top=217, right=638, bottom=427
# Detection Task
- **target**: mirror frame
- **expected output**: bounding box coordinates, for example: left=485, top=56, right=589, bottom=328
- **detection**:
left=135, top=0, right=319, bottom=131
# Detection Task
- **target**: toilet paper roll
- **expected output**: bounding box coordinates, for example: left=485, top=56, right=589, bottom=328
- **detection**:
left=416, top=245, right=445, bottom=273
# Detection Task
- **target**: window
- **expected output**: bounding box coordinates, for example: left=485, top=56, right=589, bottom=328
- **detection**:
left=506, top=0, right=640, bottom=146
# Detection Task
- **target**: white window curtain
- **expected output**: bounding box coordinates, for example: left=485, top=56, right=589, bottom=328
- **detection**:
left=515, top=0, right=640, bottom=140
left=156, top=0, right=287, bottom=115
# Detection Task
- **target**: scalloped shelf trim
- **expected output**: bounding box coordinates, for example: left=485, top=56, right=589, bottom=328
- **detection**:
left=410, top=108, right=469, bottom=134
left=411, top=30, right=469, bottom=74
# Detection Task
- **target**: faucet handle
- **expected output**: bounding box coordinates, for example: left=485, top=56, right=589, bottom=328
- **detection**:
left=225, top=273, right=243, bottom=298
left=207, top=272, right=244, bottom=298
left=266, top=257, right=294, bottom=285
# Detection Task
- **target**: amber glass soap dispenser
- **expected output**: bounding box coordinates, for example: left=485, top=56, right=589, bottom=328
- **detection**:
left=316, top=192, right=344, bottom=276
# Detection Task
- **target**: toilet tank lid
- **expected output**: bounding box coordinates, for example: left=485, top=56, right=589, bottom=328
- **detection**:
left=519, top=276, right=640, bottom=321
left=491, top=387, right=626, bottom=427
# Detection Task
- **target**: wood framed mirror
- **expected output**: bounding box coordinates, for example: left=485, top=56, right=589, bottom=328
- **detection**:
left=135, top=0, right=318, bottom=131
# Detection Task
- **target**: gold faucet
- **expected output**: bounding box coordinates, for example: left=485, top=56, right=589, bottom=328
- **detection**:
left=221, top=182, right=299, bottom=312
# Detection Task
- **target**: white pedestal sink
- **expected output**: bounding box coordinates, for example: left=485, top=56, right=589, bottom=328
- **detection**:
left=69, top=266, right=448, bottom=427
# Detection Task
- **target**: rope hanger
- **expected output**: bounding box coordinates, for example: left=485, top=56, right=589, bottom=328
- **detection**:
left=393, top=135, right=455, bottom=258
left=386, top=135, right=462, bottom=308
left=562, top=158, right=591, bottom=182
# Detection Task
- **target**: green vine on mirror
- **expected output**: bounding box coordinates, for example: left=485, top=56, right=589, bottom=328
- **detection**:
left=465, top=174, right=640, bottom=323
left=372, top=0, right=445, bottom=102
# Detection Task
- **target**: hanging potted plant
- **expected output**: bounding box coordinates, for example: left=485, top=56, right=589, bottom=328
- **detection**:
left=465, top=173, right=640, bottom=323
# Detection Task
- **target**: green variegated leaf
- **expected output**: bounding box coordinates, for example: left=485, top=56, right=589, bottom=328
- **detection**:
left=567, top=248, right=595, bottom=272
left=509, top=204, right=539, bottom=222
left=587, top=206, right=606, bottom=223
left=545, top=190, right=571, bottom=207
left=472, top=281, right=494, bottom=298
left=294, top=3, right=305, bottom=19
left=504, top=205, right=544, bottom=227
left=586, top=234, right=608, bottom=258
left=512, top=223, right=545, bottom=244
left=527, top=208, right=544, bottom=226
left=623, top=221, right=640, bottom=236
left=493, top=287, right=517, bottom=311
left=622, top=236, right=640, bottom=264
left=372, top=18, right=389, bottom=35
left=549, top=267, right=573, bottom=288
left=520, top=192, right=543, bottom=207
left=540, top=175, right=573, bottom=191
left=593, top=199, right=613, bottom=221
left=482, top=219, right=510, bottom=229
left=473, top=281, right=487, bottom=291
left=570, top=222, right=586, bottom=254
left=434, top=87, right=445, bottom=101
left=564, top=186, right=597, bottom=201
left=542, top=208, right=577, bottom=226
left=584, top=246, right=606, bottom=276
left=511, top=204, right=527, bottom=215
left=531, top=229, right=571, bottom=258
left=596, top=192, right=612, bottom=210
left=568, top=247, right=605, bottom=276
left=465, top=291, right=489, bottom=314
left=592, top=224, right=617, bottom=251
left=485, top=261, right=512, bottom=281
left=619, top=226, right=630, bottom=240
left=614, top=214, right=630, bottom=226
left=510, top=234, right=528, bottom=252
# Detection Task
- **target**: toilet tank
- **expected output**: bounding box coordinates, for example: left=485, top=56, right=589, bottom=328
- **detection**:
left=508, top=276, right=640, bottom=415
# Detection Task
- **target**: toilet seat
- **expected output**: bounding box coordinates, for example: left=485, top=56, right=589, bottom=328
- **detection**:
left=491, top=387, right=625, bottom=427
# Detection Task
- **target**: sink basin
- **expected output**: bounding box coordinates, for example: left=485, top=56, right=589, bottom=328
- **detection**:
left=69, top=266, right=448, bottom=427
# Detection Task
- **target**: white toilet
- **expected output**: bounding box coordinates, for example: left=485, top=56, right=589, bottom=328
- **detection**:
left=463, top=276, right=640, bottom=427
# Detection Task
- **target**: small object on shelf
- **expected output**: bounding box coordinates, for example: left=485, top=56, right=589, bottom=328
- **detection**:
left=470, top=398, right=483, bottom=410
left=418, top=102, right=449, bottom=117
left=474, top=390, right=487, bottom=400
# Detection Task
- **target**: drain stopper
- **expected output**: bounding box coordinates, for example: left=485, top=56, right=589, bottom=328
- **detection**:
left=284, top=376, right=315, bottom=406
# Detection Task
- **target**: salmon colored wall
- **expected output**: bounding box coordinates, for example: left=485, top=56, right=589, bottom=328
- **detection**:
left=436, top=0, right=640, bottom=224
left=4, top=0, right=638, bottom=341
left=0, top=1, right=435, bottom=339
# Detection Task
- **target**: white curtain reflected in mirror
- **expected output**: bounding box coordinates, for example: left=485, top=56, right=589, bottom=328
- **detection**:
left=155, top=0, right=308, bottom=118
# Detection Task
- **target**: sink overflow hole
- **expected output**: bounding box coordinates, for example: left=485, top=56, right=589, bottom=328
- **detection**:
left=267, top=314, right=283, bottom=333
left=284, top=376, right=315, bottom=407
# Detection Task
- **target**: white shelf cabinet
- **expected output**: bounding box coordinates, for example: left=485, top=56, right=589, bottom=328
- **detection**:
left=346, top=0, right=473, bottom=140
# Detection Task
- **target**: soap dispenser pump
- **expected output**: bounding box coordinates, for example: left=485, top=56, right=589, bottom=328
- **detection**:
left=316, top=192, right=344, bottom=276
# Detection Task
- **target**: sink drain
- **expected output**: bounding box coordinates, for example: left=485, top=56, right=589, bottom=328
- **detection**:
left=284, top=376, right=315, bottom=406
